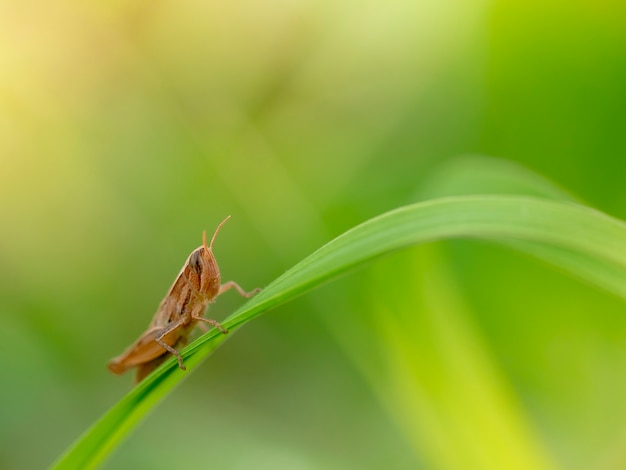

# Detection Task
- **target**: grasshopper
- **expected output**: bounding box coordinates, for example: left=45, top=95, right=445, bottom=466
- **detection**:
left=108, top=216, right=260, bottom=382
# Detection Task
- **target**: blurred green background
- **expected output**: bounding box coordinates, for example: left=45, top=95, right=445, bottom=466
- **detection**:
left=2, top=0, right=626, bottom=469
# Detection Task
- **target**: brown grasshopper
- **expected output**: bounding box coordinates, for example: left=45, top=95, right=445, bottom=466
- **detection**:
left=108, top=216, right=260, bottom=382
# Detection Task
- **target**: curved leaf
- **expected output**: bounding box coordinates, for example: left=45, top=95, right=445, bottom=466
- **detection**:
left=52, top=195, right=626, bottom=469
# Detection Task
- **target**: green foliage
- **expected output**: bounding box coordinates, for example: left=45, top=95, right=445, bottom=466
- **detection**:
left=3, top=2, right=626, bottom=468
left=53, top=186, right=626, bottom=468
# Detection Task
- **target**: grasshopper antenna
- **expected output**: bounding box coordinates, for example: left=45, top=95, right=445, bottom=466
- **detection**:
left=208, top=215, right=231, bottom=251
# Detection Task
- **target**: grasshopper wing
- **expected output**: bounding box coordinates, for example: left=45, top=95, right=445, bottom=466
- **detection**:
left=107, top=325, right=181, bottom=375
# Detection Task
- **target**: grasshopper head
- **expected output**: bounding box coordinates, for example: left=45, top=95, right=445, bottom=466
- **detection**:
left=190, top=216, right=231, bottom=298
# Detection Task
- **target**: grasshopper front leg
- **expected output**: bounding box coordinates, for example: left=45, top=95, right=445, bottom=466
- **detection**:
left=218, top=281, right=261, bottom=298
left=190, top=282, right=260, bottom=332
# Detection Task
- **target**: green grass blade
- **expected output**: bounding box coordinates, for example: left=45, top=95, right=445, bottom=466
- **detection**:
left=52, top=195, right=626, bottom=469
left=416, top=155, right=579, bottom=203
left=415, top=156, right=623, bottom=297
left=367, top=245, right=557, bottom=469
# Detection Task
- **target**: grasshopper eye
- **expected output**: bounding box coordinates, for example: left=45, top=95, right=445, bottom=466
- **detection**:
left=189, top=251, right=203, bottom=274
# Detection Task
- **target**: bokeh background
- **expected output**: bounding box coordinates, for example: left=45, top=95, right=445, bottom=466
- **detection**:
left=2, top=0, right=626, bottom=469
